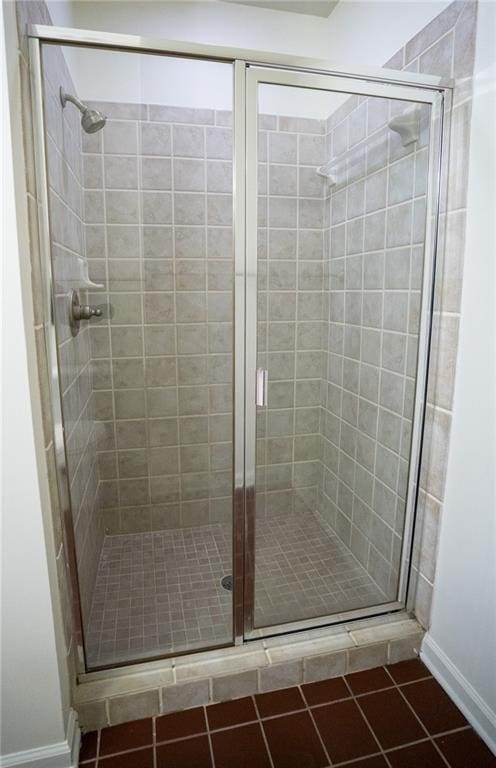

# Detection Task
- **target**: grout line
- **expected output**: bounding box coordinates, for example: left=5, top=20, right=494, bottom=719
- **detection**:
left=393, top=677, right=455, bottom=768
left=252, top=693, right=276, bottom=768
left=151, top=707, right=157, bottom=768
left=301, top=685, right=333, bottom=767
left=203, top=704, right=217, bottom=768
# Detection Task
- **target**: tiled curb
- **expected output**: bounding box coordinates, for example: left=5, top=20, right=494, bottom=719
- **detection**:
left=75, top=614, right=423, bottom=729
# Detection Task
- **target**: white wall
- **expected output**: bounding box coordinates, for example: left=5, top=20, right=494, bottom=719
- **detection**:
left=47, top=0, right=333, bottom=116
left=45, top=0, right=452, bottom=118
left=325, top=1, right=451, bottom=66
left=1, top=2, right=73, bottom=762
left=422, top=0, right=496, bottom=752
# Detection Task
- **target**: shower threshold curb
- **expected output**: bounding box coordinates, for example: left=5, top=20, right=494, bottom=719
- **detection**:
left=74, top=612, right=424, bottom=729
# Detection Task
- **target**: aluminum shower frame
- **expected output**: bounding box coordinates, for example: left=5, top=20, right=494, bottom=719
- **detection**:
left=28, top=23, right=450, bottom=675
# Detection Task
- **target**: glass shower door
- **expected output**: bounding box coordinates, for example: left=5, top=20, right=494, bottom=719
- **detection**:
left=39, top=41, right=236, bottom=669
left=244, top=67, right=441, bottom=637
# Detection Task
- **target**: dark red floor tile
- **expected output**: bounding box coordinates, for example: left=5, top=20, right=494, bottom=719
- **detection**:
left=206, top=696, right=257, bottom=730
left=344, top=758, right=388, bottom=767
left=99, top=719, right=153, bottom=756
left=346, top=667, right=394, bottom=695
left=156, top=706, right=206, bottom=743
left=156, top=734, right=212, bottom=768
left=211, top=722, right=272, bottom=768
left=358, top=688, right=425, bottom=749
left=312, top=699, right=378, bottom=764
left=263, top=710, right=328, bottom=768
left=79, top=730, right=97, bottom=762
left=387, top=658, right=431, bottom=685
left=435, top=728, right=496, bottom=767
left=255, top=686, right=305, bottom=718
left=98, top=746, right=154, bottom=767
left=401, top=678, right=467, bottom=735
left=302, top=676, right=351, bottom=706
left=386, top=740, right=446, bottom=767
left=80, top=763, right=95, bottom=768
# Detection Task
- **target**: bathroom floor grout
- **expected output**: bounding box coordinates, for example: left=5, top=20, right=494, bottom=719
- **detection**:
left=78, top=658, right=496, bottom=767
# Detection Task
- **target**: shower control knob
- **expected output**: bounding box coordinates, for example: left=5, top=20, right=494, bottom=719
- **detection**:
left=70, top=289, right=102, bottom=336
left=78, top=305, right=103, bottom=320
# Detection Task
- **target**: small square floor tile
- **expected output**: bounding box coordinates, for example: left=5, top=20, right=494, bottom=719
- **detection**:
left=312, top=699, right=378, bottom=764
left=99, top=719, right=153, bottom=756
left=358, top=689, right=425, bottom=749
left=401, top=678, right=467, bottom=735
left=98, top=747, right=154, bottom=768
left=255, top=687, right=305, bottom=718
left=387, top=658, right=431, bottom=685
left=435, top=728, right=496, bottom=768
left=346, top=667, right=393, bottom=695
left=86, top=512, right=385, bottom=667
left=207, top=697, right=257, bottom=730
left=211, top=722, right=272, bottom=768
left=386, top=740, right=446, bottom=767
left=156, top=706, right=206, bottom=742
left=79, top=731, right=97, bottom=762
left=302, top=676, right=351, bottom=706
left=263, top=711, right=328, bottom=768
left=156, top=734, right=212, bottom=768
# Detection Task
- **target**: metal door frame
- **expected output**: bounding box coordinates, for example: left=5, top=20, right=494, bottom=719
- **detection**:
left=27, top=24, right=450, bottom=673
left=243, top=65, right=446, bottom=640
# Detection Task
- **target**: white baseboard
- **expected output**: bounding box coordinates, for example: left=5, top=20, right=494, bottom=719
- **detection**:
left=0, top=709, right=80, bottom=768
left=421, top=634, right=496, bottom=756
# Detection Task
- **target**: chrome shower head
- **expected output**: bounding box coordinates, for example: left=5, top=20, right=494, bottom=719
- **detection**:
left=59, top=87, right=106, bottom=134
left=81, top=108, right=107, bottom=134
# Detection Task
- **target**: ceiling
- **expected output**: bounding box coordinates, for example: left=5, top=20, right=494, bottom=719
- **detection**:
left=221, top=0, right=338, bottom=18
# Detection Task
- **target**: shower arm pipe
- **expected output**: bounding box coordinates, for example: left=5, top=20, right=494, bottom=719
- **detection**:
left=60, top=88, right=87, bottom=114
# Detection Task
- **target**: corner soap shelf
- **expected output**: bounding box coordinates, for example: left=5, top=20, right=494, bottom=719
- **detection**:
left=317, top=105, right=421, bottom=188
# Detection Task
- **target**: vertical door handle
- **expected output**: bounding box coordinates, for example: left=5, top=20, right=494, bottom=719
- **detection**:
left=256, top=368, right=268, bottom=406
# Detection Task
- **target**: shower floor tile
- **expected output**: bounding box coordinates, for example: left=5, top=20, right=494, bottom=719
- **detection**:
left=253, top=510, right=386, bottom=628
left=85, top=510, right=386, bottom=668
left=85, top=524, right=233, bottom=668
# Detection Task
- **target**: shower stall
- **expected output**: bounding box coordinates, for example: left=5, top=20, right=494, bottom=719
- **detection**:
left=29, top=25, right=446, bottom=672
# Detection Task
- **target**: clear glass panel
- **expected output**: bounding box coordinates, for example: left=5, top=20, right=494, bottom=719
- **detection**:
left=254, top=82, right=431, bottom=629
left=41, top=43, right=234, bottom=668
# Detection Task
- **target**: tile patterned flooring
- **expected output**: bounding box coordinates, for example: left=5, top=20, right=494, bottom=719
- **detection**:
left=86, top=510, right=386, bottom=668
left=79, top=659, right=496, bottom=767
left=85, top=524, right=233, bottom=668
left=254, top=509, right=386, bottom=628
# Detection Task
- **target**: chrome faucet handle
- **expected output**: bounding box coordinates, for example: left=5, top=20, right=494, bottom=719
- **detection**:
left=70, top=289, right=103, bottom=336
left=77, top=304, right=103, bottom=320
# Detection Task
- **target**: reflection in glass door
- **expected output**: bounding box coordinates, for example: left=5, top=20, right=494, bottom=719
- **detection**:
left=245, top=68, right=440, bottom=636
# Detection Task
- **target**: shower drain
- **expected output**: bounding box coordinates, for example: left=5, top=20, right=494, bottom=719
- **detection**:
left=221, top=575, right=233, bottom=592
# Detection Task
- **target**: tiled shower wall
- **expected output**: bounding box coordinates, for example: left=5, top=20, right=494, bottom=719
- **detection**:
left=42, top=44, right=102, bottom=624
left=82, top=104, right=235, bottom=534
left=83, top=106, right=331, bottom=534
left=15, top=0, right=79, bottom=692
left=256, top=115, right=327, bottom=519
left=388, top=0, right=478, bottom=626
left=318, top=96, right=430, bottom=598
